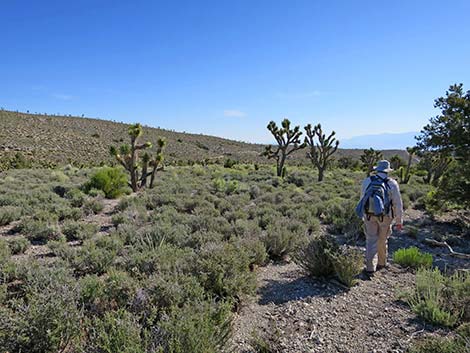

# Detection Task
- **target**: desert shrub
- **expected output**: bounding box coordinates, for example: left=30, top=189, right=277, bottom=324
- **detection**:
left=295, top=234, right=339, bottom=277
left=263, top=218, right=307, bottom=260
left=102, top=268, right=138, bottom=309
left=83, top=197, right=105, bottom=215
left=0, top=239, right=11, bottom=266
left=286, top=172, right=305, bottom=187
left=62, top=220, right=99, bottom=241
left=236, top=236, right=268, bottom=267
left=249, top=184, right=261, bottom=199
left=73, top=237, right=122, bottom=275
left=195, top=242, right=256, bottom=300
left=65, top=188, right=86, bottom=207
left=406, top=268, right=470, bottom=327
left=79, top=274, right=106, bottom=314
left=144, top=273, right=205, bottom=312
left=82, top=309, right=145, bottom=353
left=0, top=265, right=82, bottom=353
left=154, top=300, right=232, bottom=353
left=124, top=244, right=194, bottom=276
left=7, top=237, right=30, bottom=255
left=224, top=158, right=238, bottom=168
left=330, top=247, right=363, bottom=287
left=0, top=205, right=22, bottom=226
left=84, top=167, right=129, bottom=199
left=393, top=247, right=433, bottom=269
left=408, top=331, right=469, bottom=353
left=324, top=198, right=363, bottom=238
left=19, top=218, right=61, bottom=243
left=56, top=204, right=83, bottom=221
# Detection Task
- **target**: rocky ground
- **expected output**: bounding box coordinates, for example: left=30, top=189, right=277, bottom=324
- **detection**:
left=229, top=209, right=470, bottom=353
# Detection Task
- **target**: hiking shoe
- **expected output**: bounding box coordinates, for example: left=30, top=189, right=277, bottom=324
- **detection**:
left=376, top=265, right=389, bottom=271
left=361, top=269, right=375, bottom=280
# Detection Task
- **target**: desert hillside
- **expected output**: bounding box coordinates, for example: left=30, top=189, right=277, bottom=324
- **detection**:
left=0, top=110, right=408, bottom=168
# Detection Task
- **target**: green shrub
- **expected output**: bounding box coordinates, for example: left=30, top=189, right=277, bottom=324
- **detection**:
left=20, top=218, right=61, bottom=243
left=83, top=309, right=145, bottom=353
left=330, top=247, right=363, bottom=287
left=409, top=334, right=468, bottom=353
left=144, top=273, right=205, bottom=311
left=294, top=234, right=339, bottom=277
left=263, top=218, right=306, bottom=260
left=195, top=242, right=256, bottom=300
left=155, top=300, right=232, bottom=353
left=83, top=198, right=105, bottom=215
left=85, top=167, right=129, bottom=199
left=0, top=266, right=82, bottom=353
left=65, top=188, right=86, bottom=207
left=7, top=237, right=30, bottom=255
left=0, top=239, right=11, bottom=266
left=406, top=268, right=470, bottom=327
left=324, top=198, right=363, bottom=238
left=61, top=221, right=99, bottom=241
left=102, top=268, right=138, bottom=309
left=393, top=247, right=433, bottom=269
left=0, top=206, right=21, bottom=226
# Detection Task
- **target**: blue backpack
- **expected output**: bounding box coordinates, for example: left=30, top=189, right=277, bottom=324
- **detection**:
left=356, top=176, right=392, bottom=219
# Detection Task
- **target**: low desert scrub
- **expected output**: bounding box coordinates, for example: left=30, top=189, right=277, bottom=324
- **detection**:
left=154, top=300, right=232, bottom=353
left=195, top=242, right=256, bottom=300
left=0, top=206, right=22, bottom=226
left=294, top=233, right=339, bottom=277
left=61, top=220, right=99, bottom=241
left=82, top=309, right=145, bottom=353
left=408, top=323, right=470, bottom=353
left=405, top=268, right=470, bottom=327
left=263, top=218, right=307, bottom=260
left=393, top=247, right=433, bottom=269
left=7, top=237, right=30, bottom=255
left=330, top=247, right=363, bottom=287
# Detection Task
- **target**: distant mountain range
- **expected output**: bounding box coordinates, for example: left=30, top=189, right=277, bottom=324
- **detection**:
left=340, top=131, right=419, bottom=150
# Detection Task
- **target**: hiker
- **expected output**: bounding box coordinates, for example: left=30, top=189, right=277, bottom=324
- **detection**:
left=356, top=160, right=403, bottom=274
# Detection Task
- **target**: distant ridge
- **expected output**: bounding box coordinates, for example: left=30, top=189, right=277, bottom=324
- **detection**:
left=0, top=110, right=409, bottom=168
left=340, top=131, right=419, bottom=150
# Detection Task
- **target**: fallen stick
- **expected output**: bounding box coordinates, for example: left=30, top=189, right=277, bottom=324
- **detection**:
left=423, top=238, right=470, bottom=259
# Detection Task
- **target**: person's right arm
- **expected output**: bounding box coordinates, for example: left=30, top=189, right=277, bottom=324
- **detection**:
left=389, top=179, right=403, bottom=229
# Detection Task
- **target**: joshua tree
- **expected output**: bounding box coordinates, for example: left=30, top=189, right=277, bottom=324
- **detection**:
left=262, top=119, right=305, bottom=177
left=304, top=124, right=339, bottom=181
left=399, top=146, right=418, bottom=184
left=148, top=138, right=166, bottom=188
left=110, top=123, right=165, bottom=192
left=417, top=151, right=452, bottom=185
left=360, top=148, right=383, bottom=176
left=389, top=154, right=404, bottom=170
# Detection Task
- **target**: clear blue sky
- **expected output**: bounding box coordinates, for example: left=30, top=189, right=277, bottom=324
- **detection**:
left=2, top=0, right=469, bottom=143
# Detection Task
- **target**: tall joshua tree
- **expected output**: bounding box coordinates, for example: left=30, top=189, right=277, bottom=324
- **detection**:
left=304, top=124, right=339, bottom=181
left=110, top=123, right=165, bottom=192
left=263, top=118, right=305, bottom=177
left=360, top=148, right=383, bottom=176
left=148, top=138, right=166, bottom=188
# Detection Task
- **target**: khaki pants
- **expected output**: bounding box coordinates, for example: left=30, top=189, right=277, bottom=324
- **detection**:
left=364, top=215, right=393, bottom=272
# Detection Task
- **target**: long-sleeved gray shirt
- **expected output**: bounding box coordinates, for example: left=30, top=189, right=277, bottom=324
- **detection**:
left=360, top=172, right=403, bottom=224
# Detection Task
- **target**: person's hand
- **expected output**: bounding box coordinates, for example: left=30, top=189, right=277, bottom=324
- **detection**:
left=395, top=224, right=403, bottom=232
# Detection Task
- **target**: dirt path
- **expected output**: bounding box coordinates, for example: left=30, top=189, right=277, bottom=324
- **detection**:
left=229, top=208, right=469, bottom=353
left=229, top=261, right=446, bottom=353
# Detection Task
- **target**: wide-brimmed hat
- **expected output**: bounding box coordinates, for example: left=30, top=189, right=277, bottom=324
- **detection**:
left=373, top=160, right=393, bottom=173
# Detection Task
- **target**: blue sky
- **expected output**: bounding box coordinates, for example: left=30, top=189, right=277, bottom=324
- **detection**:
left=2, top=0, right=469, bottom=144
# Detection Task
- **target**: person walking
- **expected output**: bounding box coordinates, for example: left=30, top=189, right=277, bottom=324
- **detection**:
left=356, top=160, right=403, bottom=274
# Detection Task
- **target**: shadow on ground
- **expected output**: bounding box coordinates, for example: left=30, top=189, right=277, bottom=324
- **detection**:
left=258, top=275, right=346, bottom=305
